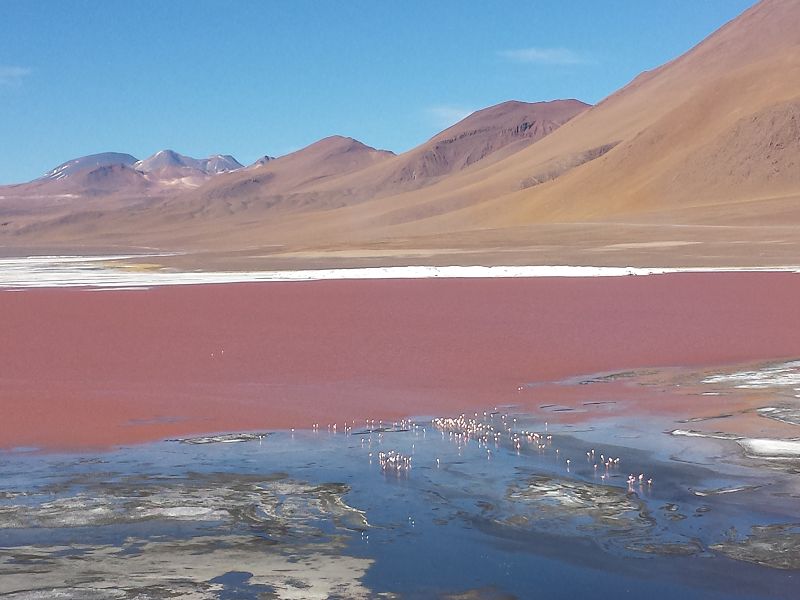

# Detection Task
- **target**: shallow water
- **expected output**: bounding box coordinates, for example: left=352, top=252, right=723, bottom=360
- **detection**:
left=1, top=406, right=799, bottom=599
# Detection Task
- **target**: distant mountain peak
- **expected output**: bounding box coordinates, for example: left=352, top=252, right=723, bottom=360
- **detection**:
left=205, top=154, right=244, bottom=174
left=134, top=150, right=244, bottom=175
left=389, top=98, right=590, bottom=183
left=437, top=99, right=590, bottom=137
left=288, top=136, right=394, bottom=159
left=41, top=152, right=139, bottom=181
left=313, top=135, right=366, bottom=150
left=134, top=150, right=192, bottom=172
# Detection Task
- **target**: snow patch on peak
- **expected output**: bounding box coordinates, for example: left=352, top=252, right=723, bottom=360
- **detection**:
left=135, top=151, right=244, bottom=175
left=41, top=152, right=138, bottom=180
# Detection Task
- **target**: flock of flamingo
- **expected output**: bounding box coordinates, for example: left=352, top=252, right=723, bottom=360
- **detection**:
left=309, top=409, right=655, bottom=491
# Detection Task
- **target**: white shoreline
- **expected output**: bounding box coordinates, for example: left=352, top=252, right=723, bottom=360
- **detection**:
left=670, top=430, right=800, bottom=461
left=738, top=438, right=800, bottom=460
left=1, top=256, right=800, bottom=289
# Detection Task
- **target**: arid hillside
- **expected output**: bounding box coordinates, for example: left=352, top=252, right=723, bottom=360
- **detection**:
left=2, top=0, right=799, bottom=268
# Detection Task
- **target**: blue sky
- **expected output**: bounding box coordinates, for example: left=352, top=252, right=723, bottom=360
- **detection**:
left=0, top=0, right=756, bottom=184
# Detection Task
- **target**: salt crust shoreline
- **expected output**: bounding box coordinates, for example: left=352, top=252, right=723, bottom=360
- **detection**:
left=671, top=430, right=800, bottom=460
left=2, top=255, right=800, bottom=289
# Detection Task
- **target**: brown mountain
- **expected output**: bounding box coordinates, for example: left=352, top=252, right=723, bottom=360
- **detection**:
left=5, top=163, right=151, bottom=199
left=394, top=100, right=590, bottom=183
left=0, top=136, right=397, bottom=243
left=372, top=0, right=800, bottom=229
left=188, top=99, right=587, bottom=213
left=363, top=99, right=589, bottom=189
left=481, top=0, right=800, bottom=225
left=194, top=135, right=395, bottom=209
left=244, top=0, right=800, bottom=267
left=3, top=0, right=800, bottom=268
left=0, top=100, right=586, bottom=247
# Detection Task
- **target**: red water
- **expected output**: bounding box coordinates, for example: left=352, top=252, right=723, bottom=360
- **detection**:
left=2, top=273, right=799, bottom=449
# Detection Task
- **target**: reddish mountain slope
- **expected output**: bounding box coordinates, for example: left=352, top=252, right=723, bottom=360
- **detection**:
left=4, top=0, right=800, bottom=268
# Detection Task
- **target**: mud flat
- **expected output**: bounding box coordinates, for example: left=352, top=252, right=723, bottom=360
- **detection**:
left=0, top=469, right=373, bottom=598
left=711, top=524, right=800, bottom=570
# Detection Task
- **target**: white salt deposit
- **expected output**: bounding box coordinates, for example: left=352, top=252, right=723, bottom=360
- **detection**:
left=702, top=361, right=800, bottom=389
left=139, top=506, right=223, bottom=519
left=737, top=438, right=800, bottom=460
left=671, top=430, right=800, bottom=461
left=669, top=430, right=740, bottom=440
left=1, top=255, right=800, bottom=289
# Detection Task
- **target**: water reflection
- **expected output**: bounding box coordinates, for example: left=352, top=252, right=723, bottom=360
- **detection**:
left=1, top=404, right=799, bottom=598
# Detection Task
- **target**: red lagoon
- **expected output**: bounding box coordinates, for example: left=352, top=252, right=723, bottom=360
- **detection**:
left=2, top=272, right=800, bottom=450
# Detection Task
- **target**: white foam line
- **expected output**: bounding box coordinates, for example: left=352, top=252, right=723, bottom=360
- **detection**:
left=1, top=257, right=800, bottom=289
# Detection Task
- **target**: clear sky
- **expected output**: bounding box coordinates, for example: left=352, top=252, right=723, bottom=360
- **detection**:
left=0, top=0, right=756, bottom=184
